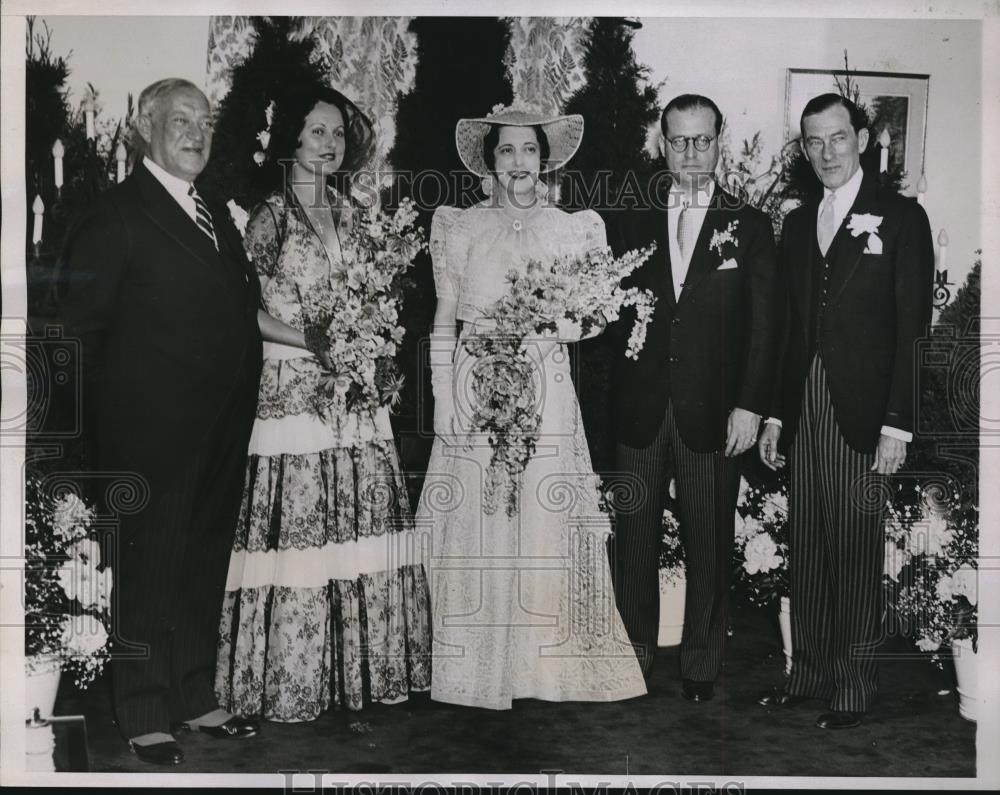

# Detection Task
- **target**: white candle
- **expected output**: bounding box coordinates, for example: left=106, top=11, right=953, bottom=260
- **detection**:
left=937, top=228, right=949, bottom=272
left=916, top=173, right=928, bottom=206
left=52, top=139, right=64, bottom=189
left=83, top=95, right=95, bottom=140
left=32, top=194, right=44, bottom=244
left=878, top=128, right=891, bottom=173
left=115, top=142, right=127, bottom=183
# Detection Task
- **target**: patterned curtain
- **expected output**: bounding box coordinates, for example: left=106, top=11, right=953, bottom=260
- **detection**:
left=205, top=16, right=418, bottom=178
left=504, top=17, right=591, bottom=114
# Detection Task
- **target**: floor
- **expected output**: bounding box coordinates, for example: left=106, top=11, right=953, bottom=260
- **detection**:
left=45, top=602, right=976, bottom=780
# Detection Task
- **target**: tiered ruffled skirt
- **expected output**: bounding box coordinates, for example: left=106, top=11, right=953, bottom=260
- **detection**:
left=215, top=346, right=431, bottom=721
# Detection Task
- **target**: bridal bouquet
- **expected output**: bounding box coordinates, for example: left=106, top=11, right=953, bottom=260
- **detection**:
left=884, top=485, right=978, bottom=659
left=25, top=476, right=112, bottom=689
left=732, top=475, right=790, bottom=607
left=301, top=198, right=425, bottom=419
left=463, top=244, right=656, bottom=516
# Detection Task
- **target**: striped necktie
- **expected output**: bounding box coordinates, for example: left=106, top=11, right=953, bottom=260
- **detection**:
left=188, top=185, right=217, bottom=248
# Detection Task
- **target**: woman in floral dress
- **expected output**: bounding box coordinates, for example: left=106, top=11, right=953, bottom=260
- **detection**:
left=417, top=104, right=646, bottom=709
left=215, top=82, right=431, bottom=721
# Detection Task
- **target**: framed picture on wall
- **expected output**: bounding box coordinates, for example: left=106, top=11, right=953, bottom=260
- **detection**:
left=784, top=68, right=930, bottom=191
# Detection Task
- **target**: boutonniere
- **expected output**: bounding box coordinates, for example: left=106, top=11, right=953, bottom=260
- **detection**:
left=709, top=220, right=740, bottom=264
left=847, top=212, right=884, bottom=255
left=227, top=199, right=249, bottom=238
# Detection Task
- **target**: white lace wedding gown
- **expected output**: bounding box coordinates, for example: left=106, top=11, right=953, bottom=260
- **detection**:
left=417, top=200, right=647, bottom=709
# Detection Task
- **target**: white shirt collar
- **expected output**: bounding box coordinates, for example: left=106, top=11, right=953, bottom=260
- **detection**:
left=669, top=179, right=715, bottom=210
left=143, top=156, right=195, bottom=202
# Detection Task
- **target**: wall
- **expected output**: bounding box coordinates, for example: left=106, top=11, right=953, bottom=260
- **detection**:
left=633, top=17, right=983, bottom=296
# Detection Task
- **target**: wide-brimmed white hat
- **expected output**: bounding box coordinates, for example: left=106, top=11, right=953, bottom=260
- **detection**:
left=455, top=102, right=584, bottom=177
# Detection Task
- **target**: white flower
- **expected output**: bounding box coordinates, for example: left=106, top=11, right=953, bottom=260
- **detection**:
left=227, top=200, right=249, bottom=237
left=709, top=221, right=740, bottom=256
left=743, top=533, right=783, bottom=575
left=951, top=564, right=977, bottom=606
left=735, top=514, right=763, bottom=544
left=846, top=213, right=883, bottom=237
left=52, top=493, right=93, bottom=541
left=906, top=512, right=953, bottom=557
left=936, top=573, right=955, bottom=602
left=59, top=539, right=110, bottom=610
left=916, top=636, right=942, bottom=652
left=62, top=614, right=109, bottom=657
left=884, top=539, right=910, bottom=582
left=256, top=129, right=270, bottom=150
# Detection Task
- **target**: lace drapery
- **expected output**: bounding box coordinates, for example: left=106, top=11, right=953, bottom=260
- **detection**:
left=503, top=17, right=591, bottom=114
left=205, top=16, right=418, bottom=180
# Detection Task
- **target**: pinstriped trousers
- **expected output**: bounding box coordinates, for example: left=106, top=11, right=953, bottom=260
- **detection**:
left=613, top=399, right=739, bottom=681
left=786, top=355, right=885, bottom=713
left=111, top=422, right=249, bottom=739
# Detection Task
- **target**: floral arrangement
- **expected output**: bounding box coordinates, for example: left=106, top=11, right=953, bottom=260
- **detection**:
left=463, top=244, right=657, bottom=516
left=732, top=475, right=790, bottom=607
left=884, top=485, right=978, bottom=658
left=25, top=476, right=112, bottom=689
left=659, top=500, right=685, bottom=585
left=300, top=198, right=425, bottom=421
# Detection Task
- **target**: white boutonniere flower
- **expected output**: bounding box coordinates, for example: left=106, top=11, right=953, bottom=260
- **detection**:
left=709, top=220, right=740, bottom=262
left=227, top=200, right=249, bottom=238
left=847, top=212, right=884, bottom=255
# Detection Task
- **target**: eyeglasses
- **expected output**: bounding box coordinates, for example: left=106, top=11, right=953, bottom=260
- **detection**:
left=666, top=135, right=716, bottom=153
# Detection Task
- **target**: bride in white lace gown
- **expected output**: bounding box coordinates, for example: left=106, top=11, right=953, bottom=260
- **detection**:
left=416, top=105, right=646, bottom=709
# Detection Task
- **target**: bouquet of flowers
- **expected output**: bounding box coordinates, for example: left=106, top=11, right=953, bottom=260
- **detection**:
left=884, top=485, right=978, bottom=659
left=25, top=476, right=112, bottom=689
left=462, top=244, right=657, bottom=516
left=301, top=198, right=425, bottom=419
left=732, top=474, right=790, bottom=607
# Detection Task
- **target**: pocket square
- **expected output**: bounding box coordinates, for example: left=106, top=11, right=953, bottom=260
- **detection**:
left=864, top=233, right=883, bottom=255
left=717, top=258, right=738, bottom=270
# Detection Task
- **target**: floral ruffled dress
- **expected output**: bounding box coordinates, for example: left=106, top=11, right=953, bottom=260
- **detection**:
left=214, top=190, right=431, bottom=721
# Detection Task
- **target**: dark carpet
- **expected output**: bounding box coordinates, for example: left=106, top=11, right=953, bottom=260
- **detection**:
left=49, top=603, right=976, bottom=778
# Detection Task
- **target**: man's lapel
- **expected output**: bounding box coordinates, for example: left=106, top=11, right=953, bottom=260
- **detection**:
left=677, top=184, right=734, bottom=301
left=133, top=164, right=226, bottom=282
left=639, top=205, right=676, bottom=312
left=826, top=171, right=881, bottom=305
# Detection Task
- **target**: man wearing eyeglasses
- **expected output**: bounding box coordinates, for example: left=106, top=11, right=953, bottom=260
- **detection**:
left=609, top=94, right=778, bottom=701
left=60, top=78, right=263, bottom=763
left=756, top=94, right=933, bottom=730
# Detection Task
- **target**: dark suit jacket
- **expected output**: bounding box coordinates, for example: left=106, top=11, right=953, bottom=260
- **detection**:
left=610, top=183, right=779, bottom=452
left=60, top=163, right=262, bottom=494
left=771, top=171, right=934, bottom=454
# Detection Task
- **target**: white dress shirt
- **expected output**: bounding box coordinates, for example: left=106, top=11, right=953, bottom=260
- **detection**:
left=143, top=156, right=200, bottom=226
left=766, top=164, right=910, bottom=443
left=667, top=181, right=715, bottom=301
left=818, top=163, right=863, bottom=244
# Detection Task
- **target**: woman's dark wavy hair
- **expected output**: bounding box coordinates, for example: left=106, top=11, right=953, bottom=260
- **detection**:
left=256, top=80, right=375, bottom=195
left=482, top=124, right=550, bottom=173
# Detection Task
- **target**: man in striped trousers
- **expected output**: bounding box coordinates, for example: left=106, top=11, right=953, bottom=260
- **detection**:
left=758, top=93, right=933, bottom=729
left=609, top=95, right=779, bottom=699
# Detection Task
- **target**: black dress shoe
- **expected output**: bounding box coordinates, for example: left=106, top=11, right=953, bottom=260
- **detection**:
left=177, top=715, right=259, bottom=739
left=129, top=739, right=184, bottom=765
left=681, top=679, right=714, bottom=702
left=757, top=688, right=811, bottom=707
left=815, top=710, right=864, bottom=730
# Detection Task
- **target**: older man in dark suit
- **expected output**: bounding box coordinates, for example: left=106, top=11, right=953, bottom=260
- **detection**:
left=757, top=93, right=933, bottom=729
left=60, top=78, right=262, bottom=764
left=610, top=94, right=779, bottom=700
